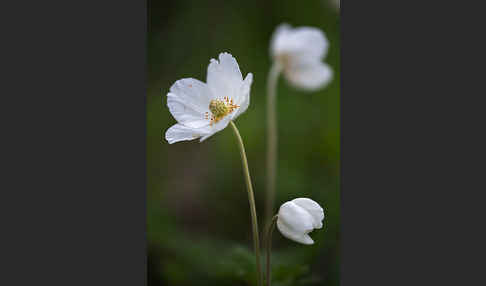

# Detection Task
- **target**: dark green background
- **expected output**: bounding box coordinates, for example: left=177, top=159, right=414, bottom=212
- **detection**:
left=147, top=0, right=340, bottom=285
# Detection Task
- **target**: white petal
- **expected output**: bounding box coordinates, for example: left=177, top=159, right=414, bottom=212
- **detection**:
left=168, top=78, right=212, bottom=115
left=165, top=115, right=232, bottom=144
left=277, top=218, right=314, bottom=245
left=278, top=201, right=315, bottom=234
left=167, top=93, right=210, bottom=128
left=270, top=23, right=293, bottom=57
left=199, top=116, right=232, bottom=142
left=271, top=25, right=329, bottom=61
left=207, top=52, right=244, bottom=102
left=292, top=198, right=325, bottom=229
left=300, top=234, right=315, bottom=245
left=165, top=123, right=210, bottom=144
left=284, top=62, right=333, bottom=91
left=232, top=73, right=253, bottom=120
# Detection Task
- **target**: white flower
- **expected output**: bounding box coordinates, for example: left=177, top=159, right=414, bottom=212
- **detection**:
left=165, top=52, right=253, bottom=144
left=276, top=198, right=325, bottom=245
left=270, top=23, right=333, bottom=91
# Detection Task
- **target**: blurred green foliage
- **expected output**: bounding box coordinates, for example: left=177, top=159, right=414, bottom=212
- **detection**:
left=147, top=0, right=340, bottom=285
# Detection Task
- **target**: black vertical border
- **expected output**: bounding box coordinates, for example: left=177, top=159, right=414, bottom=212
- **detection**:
left=2, top=0, right=147, bottom=285
left=342, top=1, right=485, bottom=286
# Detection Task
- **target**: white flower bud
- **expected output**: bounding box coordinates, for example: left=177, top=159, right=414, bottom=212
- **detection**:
left=276, top=198, right=324, bottom=245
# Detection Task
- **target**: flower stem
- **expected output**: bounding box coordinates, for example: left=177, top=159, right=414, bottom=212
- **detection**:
left=265, top=215, right=279, bottom=286
left=229, top=120, right=262, bottom=286
left=265, top=63, right=282, bottom=229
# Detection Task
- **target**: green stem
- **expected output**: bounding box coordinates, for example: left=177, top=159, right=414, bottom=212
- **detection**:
left=265, top=63, right=282, bottom=229
left=229, top=120, right=262, bottom=286
left=266, top=215, right=278, bottom=286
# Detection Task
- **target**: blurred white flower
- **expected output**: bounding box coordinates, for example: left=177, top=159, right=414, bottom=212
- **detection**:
left=165, top=52, right=253, bottom=144
left=270, top=24, right=333, bottom=91
left=276, top=198, right=324, bottom=245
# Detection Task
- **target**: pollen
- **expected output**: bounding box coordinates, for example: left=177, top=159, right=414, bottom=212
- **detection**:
left=207, top=97, right=239, bottom=125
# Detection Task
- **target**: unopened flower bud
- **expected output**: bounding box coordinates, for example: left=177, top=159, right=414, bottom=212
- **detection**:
left=276, top=198, right=324, bottom=245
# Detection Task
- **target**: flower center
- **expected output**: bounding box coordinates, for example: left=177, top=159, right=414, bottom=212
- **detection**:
left=209, top=99, right=229, bottom=118
left=205, top=97, right=239, bottom=125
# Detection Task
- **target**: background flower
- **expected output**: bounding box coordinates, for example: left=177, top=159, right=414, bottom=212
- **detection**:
left=271, top=23, right=333, bottom=91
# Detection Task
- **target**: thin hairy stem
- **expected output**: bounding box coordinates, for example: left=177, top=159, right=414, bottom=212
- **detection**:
left=229, top=120, right=262, bottom=286
left=265, top=63, right=282, bottom=229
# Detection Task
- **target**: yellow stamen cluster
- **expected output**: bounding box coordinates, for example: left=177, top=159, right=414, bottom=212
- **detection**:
left=205, top=97, right=239, bottom=125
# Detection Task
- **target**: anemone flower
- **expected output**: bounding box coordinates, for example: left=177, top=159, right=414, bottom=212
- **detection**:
left=164, top=52, right=263, bottom=286
left=276, top=197, right=325, bottom=245
left=265, top=198, right=325, bottom=286
left=270, top=23, right=332, bottom=90
left=165, top=52, right=253, bottom=144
